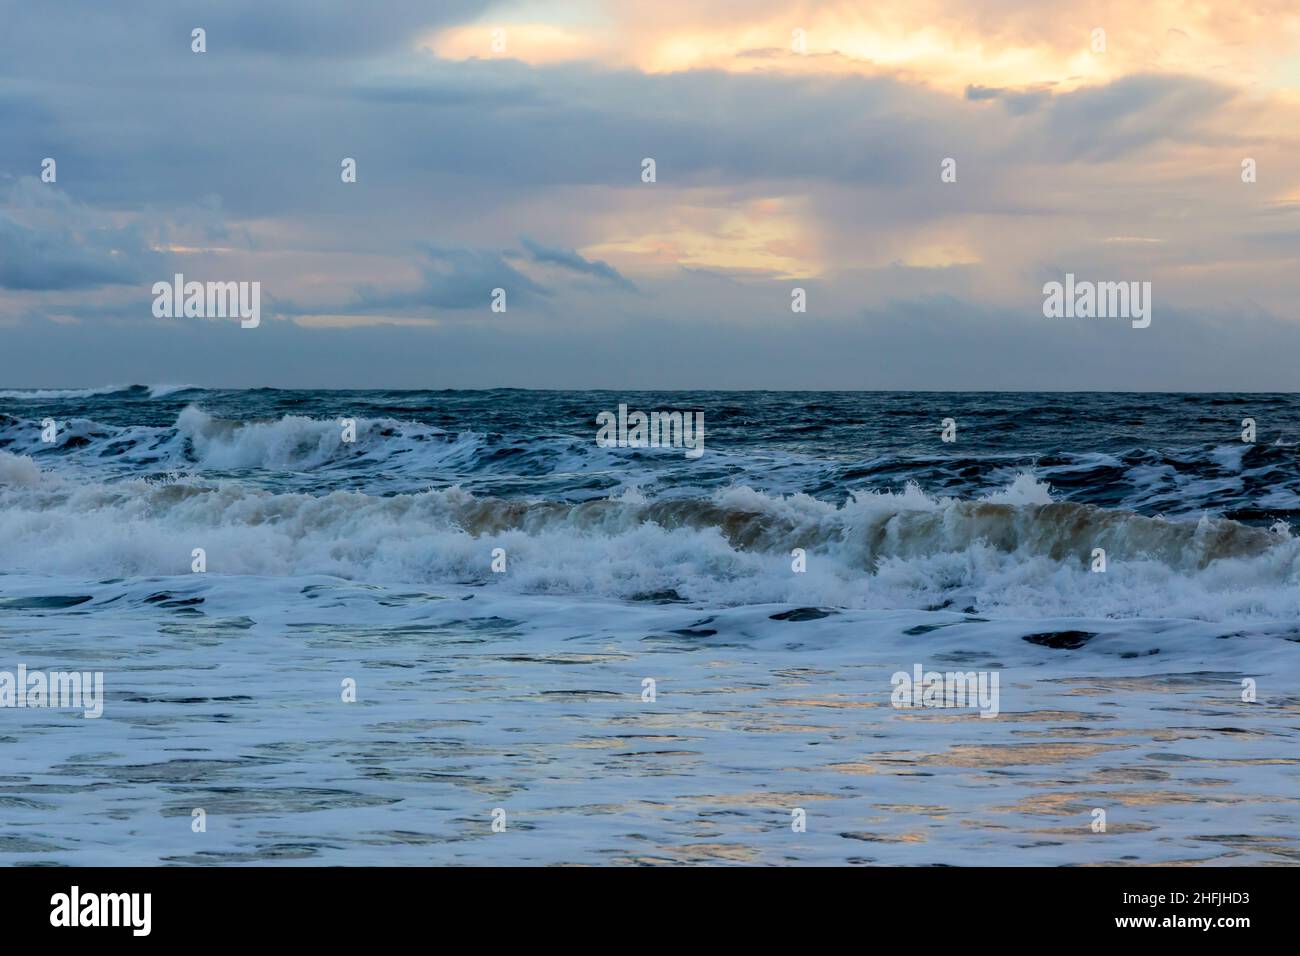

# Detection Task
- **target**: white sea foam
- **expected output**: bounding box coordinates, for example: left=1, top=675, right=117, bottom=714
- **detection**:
left=146, top=383, right=199, bottom=398
left=0, top=385, right=127, bottom=400
left=1, top=451, right=1296, bottom=621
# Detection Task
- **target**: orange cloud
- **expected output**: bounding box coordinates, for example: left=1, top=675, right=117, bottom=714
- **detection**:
left=580, top=193, right=822, bottom=279
left=424, top=0, right=1300, bottom=96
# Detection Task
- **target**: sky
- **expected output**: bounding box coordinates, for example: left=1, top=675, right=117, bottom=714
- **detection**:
left=1, top=0, right=1299, bottom=389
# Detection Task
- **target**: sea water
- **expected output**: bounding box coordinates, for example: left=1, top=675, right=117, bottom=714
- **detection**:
left=0, top=387, right=1296, bottom=865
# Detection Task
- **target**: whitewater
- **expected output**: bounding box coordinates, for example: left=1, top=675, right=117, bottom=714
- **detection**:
left=0, top=388, right=1297, bottom=865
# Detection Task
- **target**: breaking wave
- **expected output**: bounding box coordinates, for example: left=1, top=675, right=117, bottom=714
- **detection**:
left=2, top=450, right=1297, bottom=621
left=6, top=405, right=1300, bottom=523
left=0, top=385, right=130, bottom=400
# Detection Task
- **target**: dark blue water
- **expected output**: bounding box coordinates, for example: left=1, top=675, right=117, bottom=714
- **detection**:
left=2, top=387, right=1296, bottom=524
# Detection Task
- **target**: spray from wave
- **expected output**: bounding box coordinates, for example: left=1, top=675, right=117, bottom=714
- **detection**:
left=0, top=385, right=130, bottom=400
left=1, top=449, right=1296, bottom=621
left=0, top=384, right=203, bottom=401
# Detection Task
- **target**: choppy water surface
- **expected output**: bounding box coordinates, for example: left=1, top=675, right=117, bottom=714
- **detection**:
left=1, top=388, right=1297, bottom=864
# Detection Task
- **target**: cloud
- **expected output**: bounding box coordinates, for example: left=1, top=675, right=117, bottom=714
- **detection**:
left=1037, top=74, right=1233, bottom=161
left=519, top=238, right=637, bottom=291
left=0, top=0, right=492, bottom=62
left=0, top=180, right=160, bottom=291
left=425, top=0, right=1300, bottom=98
left=3, top=296, right=1299, bottom=391
left=323, top=243, right=549, bottom=315
left=964, top=84, right=1049, bottom=115
left=275, top=238, right=639, bottom=323
left=2, top=1, right=1299, bottom=387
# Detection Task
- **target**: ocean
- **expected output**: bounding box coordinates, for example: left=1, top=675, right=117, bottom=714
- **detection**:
left=1, top=387, right=1297, bottom=865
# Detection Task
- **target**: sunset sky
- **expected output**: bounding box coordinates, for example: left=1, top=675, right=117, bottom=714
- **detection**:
left=2, top=0, right=1299, bottom=388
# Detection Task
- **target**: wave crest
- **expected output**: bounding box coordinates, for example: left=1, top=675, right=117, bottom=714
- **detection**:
left=1, top=457, right=1296, bottom=620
